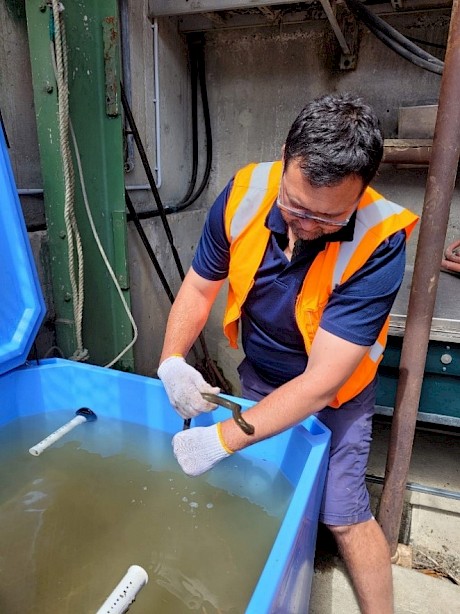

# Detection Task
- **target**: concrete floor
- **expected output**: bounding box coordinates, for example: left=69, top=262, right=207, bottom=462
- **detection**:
left=368, top=416, right=460, bottom=495
left=368, top=416, right=460, bottom=560
left=310, top=415, right=460, bottom=613
left=310, top=557, right=460, bottom=614
left=217, top=341, right=460, bottom=610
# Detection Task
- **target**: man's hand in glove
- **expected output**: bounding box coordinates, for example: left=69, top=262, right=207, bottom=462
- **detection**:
left=172, top=423, right=233, bottom=476
left=157, top=356, right=220, bottom=419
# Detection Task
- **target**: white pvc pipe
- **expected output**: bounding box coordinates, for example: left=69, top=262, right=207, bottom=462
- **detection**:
left=18, top=185, right=152, bottom=195
left=151, top=18, right=162, bottom=188
left=96, top=565, right=149, bottom=614
left=29, top=414, right=86, bottom=456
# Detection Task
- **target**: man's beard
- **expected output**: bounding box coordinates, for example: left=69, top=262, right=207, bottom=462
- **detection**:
left=289, top=220, right=325, bottom=241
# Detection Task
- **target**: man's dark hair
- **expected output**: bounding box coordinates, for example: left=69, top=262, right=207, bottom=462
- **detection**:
left=284, top=92, right=384, bottom=188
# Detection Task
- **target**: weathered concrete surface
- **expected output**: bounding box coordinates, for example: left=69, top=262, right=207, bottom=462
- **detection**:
left=310, top=557, right=460, bottom=614
left=2, top=2, right=459, bottom=378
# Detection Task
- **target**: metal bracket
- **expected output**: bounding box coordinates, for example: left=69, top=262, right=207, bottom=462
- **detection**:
left=102, top=16, right=120, bottom=117
left=112, top=211, right=129, bottom=289
left=319, top=0, right=351, bottom=55
left=335, top=2, right=360, bottom=71
left=318, top=0, right=359, bottom=70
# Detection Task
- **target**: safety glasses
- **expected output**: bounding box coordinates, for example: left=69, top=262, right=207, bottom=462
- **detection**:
left=276, top=174, right=354, bottom=228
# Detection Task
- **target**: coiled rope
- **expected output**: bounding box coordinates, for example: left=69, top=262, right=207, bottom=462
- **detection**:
left=50, top=1, right=137, bottom=367
left=51, top=0, right=87, bottom=361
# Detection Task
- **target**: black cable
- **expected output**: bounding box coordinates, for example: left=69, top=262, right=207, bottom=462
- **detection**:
left=122, top=89, right=230, bottom=394
left=124, top=192, right=193, bottom=421
left=344, top=0, right=444, bottom=73
left=362, top=18, right=443, bottom=75
left=121, top=83, right=186, bottom=281
left=126, top=188, right=230, bottom=393
left=345, top=0, right=443, bottom=66
left=129, top=33, right=213, bottom=220
left=0, top=107, right=10, bottom=148
left=29, top=341, right=40, bottom=366
left=175, top=37, right=200, bottom=206
left=126, top=186, right=230, bottom=401
left=125, top=189, right=176, bottom=304
left=406, top=35, right=447, bottom=51
left=167, top=35, right=213, bottom=213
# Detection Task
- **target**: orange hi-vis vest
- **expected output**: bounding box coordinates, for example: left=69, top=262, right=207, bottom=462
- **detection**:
left=222, top=161, right=419, bottom=407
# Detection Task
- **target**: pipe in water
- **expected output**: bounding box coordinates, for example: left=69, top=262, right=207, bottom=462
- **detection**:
left=96, top=565, right=149, bottom=614
left=28, top=408, right=97, bottom=456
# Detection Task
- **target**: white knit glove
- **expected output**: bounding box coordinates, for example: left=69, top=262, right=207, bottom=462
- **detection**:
left=172, top=424, right=232, bottom=476
left=157, top=356, right=220, bottom=419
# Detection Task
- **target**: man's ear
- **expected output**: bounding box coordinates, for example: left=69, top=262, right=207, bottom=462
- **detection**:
left=281, top=144, right=285, bottom=161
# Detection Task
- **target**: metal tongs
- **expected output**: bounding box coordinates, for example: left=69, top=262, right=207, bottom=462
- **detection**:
left=201, top=393, right=255, bottom=435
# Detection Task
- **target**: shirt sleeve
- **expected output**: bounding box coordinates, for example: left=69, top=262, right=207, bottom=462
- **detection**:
left=319, top=230, right=406, bottom=346
left=191, top=180, right=233, bottom=281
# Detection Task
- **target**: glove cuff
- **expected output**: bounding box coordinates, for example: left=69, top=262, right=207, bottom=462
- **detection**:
left=158, top=355, right=185, bottom=375
left=172, top=423, right=232, bottom=476
left=216, top=422, right=234, bottom=455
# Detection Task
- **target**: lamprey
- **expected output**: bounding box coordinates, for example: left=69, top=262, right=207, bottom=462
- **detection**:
left=201, top=393, right=255, bottom=435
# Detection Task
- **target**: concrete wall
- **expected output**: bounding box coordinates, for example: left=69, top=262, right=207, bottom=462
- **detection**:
left=200, top=10, right=455, bottom=265
left=0, top=2, right=44, bottom=228
left=1, top=2, right=459, bottom=381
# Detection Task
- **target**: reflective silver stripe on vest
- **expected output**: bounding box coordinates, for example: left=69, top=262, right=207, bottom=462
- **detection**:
left=332, top=198, right=405, bottom=288
left=230, top=162, right=274, bottom=240
left=369, top=339, right=384, bottom=362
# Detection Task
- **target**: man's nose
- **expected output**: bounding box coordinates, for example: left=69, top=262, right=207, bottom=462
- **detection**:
left=298, top=216, right=320, bottom=229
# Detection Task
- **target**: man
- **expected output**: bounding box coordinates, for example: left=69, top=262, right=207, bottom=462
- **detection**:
left=158, top=93, right=418, bottom=613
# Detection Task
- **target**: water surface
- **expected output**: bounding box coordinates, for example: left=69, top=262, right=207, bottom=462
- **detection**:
left=0, top=412, right=293, bottom=613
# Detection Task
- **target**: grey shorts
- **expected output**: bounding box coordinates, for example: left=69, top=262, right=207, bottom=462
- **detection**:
left=238, top=358, right=376, bottom=526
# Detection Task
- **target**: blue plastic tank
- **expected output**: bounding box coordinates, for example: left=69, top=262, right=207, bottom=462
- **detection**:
left=0, top=123, right=330, bottom=612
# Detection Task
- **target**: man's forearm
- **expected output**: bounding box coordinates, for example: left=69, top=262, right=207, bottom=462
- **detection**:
left=159, top=269, right=225, bottom=364
left=160, top=295, right=207, bottom=361
left=221, top=370, right=333, bottom=451
left=221, top=327, right=370, bottom=451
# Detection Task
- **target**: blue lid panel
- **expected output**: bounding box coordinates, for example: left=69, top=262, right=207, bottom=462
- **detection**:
left=0, top=126, right=46, bottom=375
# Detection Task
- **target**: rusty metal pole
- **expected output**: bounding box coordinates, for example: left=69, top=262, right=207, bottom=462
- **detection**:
left=377, top=0, right=460, bottom=556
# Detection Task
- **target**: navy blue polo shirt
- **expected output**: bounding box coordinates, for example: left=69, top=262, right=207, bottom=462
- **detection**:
left=192, top=180, right=406, bottom=387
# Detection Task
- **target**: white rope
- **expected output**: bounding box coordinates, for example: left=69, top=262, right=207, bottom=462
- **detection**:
left=50, top=2, right=137, bottom=367
left=70, top=122, right=138, bottom=368
left=51, top=0, right=87, bottom=361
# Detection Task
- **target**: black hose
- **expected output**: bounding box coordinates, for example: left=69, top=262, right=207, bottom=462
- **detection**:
left=345, top=0, right=443, bottom=66
left=125, top=189, right=176, bottom=304
left=126, top=187, right=229, bottom=395
left=122, top=87, right=230, bottom=394
left=167, top=36, right=213, bottom=213
left=0, top=107, right=10, bottom=148
left=344, top=0, right=444, bottom=74
left=175, top=37, right=200, bottom=206
left=363, top=18, right=443, bottom=75
left=405, top=35, right=447, bottom=51
left=121, top=83, right=186, bottom=281
left=128, top=33, right=212, bottom=220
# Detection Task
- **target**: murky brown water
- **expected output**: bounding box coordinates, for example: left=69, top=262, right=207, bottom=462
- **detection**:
left=0, top=412, right=292, bottom=613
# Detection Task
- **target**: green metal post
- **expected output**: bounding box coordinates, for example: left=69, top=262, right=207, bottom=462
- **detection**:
left=25, top=0, right=134, bottom=371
